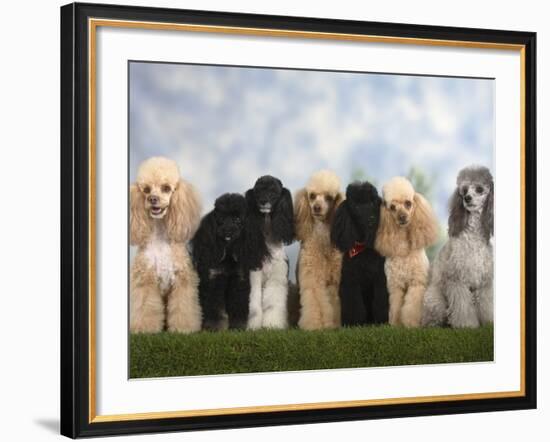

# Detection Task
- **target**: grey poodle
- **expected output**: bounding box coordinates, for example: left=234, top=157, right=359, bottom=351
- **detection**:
left=422, top=166, right=494, bottom=328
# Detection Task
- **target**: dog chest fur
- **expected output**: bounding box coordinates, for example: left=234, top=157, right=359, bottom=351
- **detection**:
left=143, top=224, right=175, bottom=293
left=385, top=249, right=429, bottom=288
left=443, top=211, right=493, bottom=288
left=312, top=220, right=332, bottom=254
left=443, top=236, right=492, bottom=288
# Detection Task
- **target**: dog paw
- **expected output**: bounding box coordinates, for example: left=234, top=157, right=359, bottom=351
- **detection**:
left=130, top=320, right=164, bottom=334
left=449, top=317, right=480, bottom=328
left=247, top=315, right=263, bottom=330
left=202, top=319, right=225, bottom=331
left=262, top=314, right=287, bottom=329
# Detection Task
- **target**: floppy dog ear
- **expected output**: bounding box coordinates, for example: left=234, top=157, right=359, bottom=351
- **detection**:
left=130, top=183, right=152, bottom=246
left=327, top=191, right=345, bottom=226
left=191, top=211, right=222, bottom=270
left=238, top=188, right=269, bottom=270
left=271, top=187, right=295, bottom=245
left=330, top=201, right=356, bottom=252
left=244, top=187, right=262, bottom=233
left=245, top=188, right=257, bottom=210
left=448, top=188, right=467, bottom=238
left=165, top=179, right=202, bottom=242
left=235, top=211, right=270, bottom=272
left=375, top=202, right=400, bottom=257
left=481, top=183, right=494, bottom=242
left=294, top=188, right=313, bottom=242
left=408, top=193, right=439, bottom=250
left=363, top=196, right=383, bottom=248
left=334, top=191, right=345, bottom=210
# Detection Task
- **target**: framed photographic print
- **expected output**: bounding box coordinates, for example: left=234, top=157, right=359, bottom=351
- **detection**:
left=60, top=2, right=537, bottom=438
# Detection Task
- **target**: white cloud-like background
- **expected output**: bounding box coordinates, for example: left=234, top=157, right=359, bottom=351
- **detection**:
left=129, top=61, right=494, bottom=280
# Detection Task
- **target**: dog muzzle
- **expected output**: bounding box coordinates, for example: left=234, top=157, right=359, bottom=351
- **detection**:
left=149, top=206, right=167, bottom=219
left=259, top=203, right=272, bottom=214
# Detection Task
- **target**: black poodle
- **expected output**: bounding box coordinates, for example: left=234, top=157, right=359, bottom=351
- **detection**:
left=245, top=176, right=294, bottom=329
left=331, top=181, right=389, bottom=326
left=191, top=193, right=268, bottom=330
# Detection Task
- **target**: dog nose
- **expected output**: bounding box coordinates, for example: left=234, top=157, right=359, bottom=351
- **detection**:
left=398, top=214, right=407, bottom=223
left=464, top=195, right=472, bottom=203
left=148, top=195, right=159, bottom=205
left=313, top=204, right=321, bottom=213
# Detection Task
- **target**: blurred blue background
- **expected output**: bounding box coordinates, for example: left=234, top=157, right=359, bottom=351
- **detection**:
left=129, top=61, right=494, bottom=279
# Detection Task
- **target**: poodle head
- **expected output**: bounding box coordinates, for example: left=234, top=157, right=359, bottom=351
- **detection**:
left=193, top=192, right=268, bottom=271
left=130, top=157, right=202, bottom=245
left=455, top=166, right=493, bottom=213
left=295, top=170, right=344, bottom=240
left=246, top=175, right=295, bottom=245
left=381, top=176, right=416, bottom=227
left=135, top=157, right=181, bottom=220
left=345, top=181, right=382, bottom=231
left=449, top=165, right=494, bottom=240
left=305, top=170, right=342, bottom=221
left=212, top=193, right=248, bottom=244
left=331, top=181, right=382, bottom=251
left=376, top=176, right=439, bottom=256
left=249, top=175, right=284, bottom=214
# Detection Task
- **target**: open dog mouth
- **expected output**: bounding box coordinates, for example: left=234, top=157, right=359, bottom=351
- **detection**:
left=259, top=203, right=272, bottom=214
left=149, top=206, right=167, bottom=218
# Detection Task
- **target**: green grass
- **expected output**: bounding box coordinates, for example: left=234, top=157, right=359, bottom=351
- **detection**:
left=130, top=325, right=493, bottom=378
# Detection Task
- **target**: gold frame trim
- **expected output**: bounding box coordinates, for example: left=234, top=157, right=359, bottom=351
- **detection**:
left=88, top=18, right=527, bottom=424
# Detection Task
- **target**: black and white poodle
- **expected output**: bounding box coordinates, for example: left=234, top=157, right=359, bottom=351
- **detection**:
left=422, top=165, right=494, bottom=328
left=191, top=193, right=268, bottom=330
left=331, top=181, right=389, bottom=326
left=245, top=176, right=294, bottom=329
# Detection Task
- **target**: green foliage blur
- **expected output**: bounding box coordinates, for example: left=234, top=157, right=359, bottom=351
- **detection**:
left=350, top=166, right=377, bottom=186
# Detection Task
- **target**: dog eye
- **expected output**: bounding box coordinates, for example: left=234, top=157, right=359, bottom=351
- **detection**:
left=142, top=185, right=151, bottom=194
left=325, top=194, right=334, bottom=202
left=309, top=193, right=316, bottom=200
left=161, top=184, right=171, bottom=193
left=475, top=186, right=484, bottom=194
left=404, top=200, right=412, bottom=209
left=389, top=204, right=396, bottom=211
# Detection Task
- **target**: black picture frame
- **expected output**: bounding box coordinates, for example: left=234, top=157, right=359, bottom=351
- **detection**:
left=60, top=2, right=537, bottom=438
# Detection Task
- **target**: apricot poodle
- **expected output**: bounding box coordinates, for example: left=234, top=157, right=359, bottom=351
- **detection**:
left=129, top=157, right=202, bottom=333
left=295, top=170, right=344, bottom=330
left=375, top=177, right=438, bottom=327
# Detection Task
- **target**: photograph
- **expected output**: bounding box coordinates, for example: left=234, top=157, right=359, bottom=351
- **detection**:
left=128, top=61, right=495, bottom=378
left=59, top=2, right=536, bottom=437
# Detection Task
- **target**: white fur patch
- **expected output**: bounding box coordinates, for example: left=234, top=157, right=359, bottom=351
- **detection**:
left=144, top=226, right=175, bottom=293
left=247, top=242, right=289, bottom=329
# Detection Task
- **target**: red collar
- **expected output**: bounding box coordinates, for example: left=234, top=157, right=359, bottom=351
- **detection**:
left=348, top=241, right=366, bottom=258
